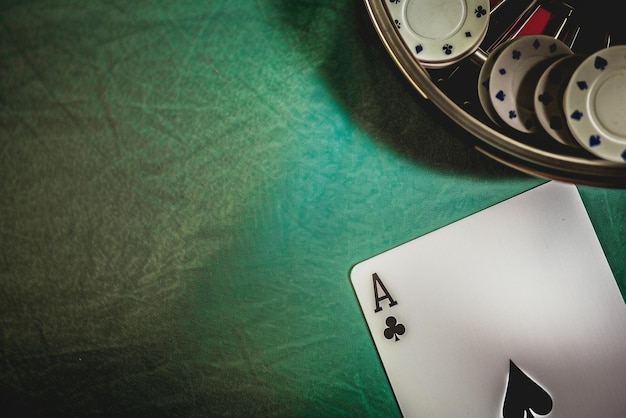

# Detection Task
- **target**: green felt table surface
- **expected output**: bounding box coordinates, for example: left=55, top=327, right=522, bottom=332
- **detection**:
left=1, top=0, right=625, bottom=416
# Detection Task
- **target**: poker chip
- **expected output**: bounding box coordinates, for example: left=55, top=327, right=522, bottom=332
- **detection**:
left=478, top=39, right=516, bottom=126
left=387, top=0, right=490, bottom=68
left=534, top=54, right=587, bottom=147
left=489, top=35, right=572, bottom=133
left=563, top=45, right=626, bottom=163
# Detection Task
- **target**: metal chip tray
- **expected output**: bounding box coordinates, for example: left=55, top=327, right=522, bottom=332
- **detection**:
left=364, top=0, right=626, bottom=187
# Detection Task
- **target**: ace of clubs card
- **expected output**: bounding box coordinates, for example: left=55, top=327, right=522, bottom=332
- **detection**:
left=350, top=181, right=626, bottom=417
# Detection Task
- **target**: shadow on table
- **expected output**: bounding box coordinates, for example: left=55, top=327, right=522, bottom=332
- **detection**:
left=268, top=0, right=527, bottom=179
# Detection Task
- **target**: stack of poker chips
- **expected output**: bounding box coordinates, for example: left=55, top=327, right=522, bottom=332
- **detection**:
left=479, top=38, right=626, bottom=164
left=386, top=0, right=626, bottom=163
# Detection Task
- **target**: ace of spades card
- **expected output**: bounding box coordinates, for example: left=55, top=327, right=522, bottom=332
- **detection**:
left=350, top=181, right=626, bottom=417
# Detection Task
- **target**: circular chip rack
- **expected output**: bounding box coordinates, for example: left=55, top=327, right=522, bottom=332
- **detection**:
left=364, top=0, right=626, bottom=187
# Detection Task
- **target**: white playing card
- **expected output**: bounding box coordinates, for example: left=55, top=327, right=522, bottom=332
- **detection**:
left=350, top=181, right=626, bottom=418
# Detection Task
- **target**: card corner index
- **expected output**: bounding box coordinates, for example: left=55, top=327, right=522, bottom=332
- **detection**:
left=348, top=259, right=369, bottom=285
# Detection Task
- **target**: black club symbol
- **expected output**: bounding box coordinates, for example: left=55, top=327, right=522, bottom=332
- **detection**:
left=474, top=6, right=487, bottom=18
left=394, top=19, right=401, bottom=29
left=442, top=44, right=453, bottom=55
left=384, top=316, right=405, bottom=341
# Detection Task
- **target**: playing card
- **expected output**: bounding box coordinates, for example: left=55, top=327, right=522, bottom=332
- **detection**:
left=350, top=181, right=626, bottom=417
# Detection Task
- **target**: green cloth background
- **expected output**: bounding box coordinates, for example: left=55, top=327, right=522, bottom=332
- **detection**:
left=1, top=1, right=624, bottom=416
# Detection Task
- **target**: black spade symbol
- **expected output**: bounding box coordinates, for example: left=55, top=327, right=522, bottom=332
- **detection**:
left=594, top=56, right=608, bottom=70
left=502, top=360, right=553, bottom=418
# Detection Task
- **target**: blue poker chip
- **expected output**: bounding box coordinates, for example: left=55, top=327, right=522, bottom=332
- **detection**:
left=534, top=54, right=586, bottom=147
left=564, top=45, right=626, bottom=163
left=488, top=35, right=573, bottom=134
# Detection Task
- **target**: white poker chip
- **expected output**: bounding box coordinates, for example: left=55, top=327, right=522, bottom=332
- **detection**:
left=489, top=35, right=572, bottom=133
left=563, top=45, right=626, bottom=163
left=387, top=0, right=490, bottom=67
left=534, top=54, right=587, bottom=147
left=478, top=39, right=516, bottom=126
